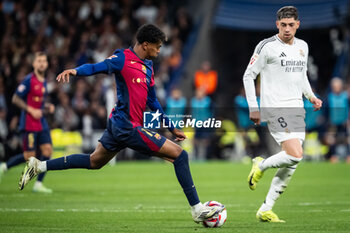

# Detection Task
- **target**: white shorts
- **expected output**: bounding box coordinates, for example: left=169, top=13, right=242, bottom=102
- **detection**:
left=266, top=111, right=306, bottom=145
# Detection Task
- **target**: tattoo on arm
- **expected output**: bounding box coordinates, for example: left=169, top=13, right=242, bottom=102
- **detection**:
left=12, top=94, right=28, bottom=111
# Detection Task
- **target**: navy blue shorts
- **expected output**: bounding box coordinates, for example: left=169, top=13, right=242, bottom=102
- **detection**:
left=22, top=130, right=52, bottom=151
left=99, top=122, right=167, bottom=154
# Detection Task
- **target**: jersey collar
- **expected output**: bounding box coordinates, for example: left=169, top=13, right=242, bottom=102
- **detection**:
left=275, top=34, right=296, bottom=45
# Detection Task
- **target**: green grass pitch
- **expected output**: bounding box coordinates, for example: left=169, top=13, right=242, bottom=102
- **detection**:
left=0, top=161, right=349, bottom=233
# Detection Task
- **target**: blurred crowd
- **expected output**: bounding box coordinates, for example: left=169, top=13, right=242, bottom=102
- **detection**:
left=0, top=0, right=193, bottom=158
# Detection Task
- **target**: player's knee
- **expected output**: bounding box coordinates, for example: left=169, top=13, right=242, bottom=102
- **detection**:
left=173, top=150, right=188, bottom=165
left=23, top=152, right=35, bottom=160
left=289, top=148, right=303, bottom=159
left=41, top=148, right=52, bottom=157
left=90, top=161, right=102, bottom=169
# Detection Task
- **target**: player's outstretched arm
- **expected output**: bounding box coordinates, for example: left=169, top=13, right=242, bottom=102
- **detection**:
left=56, top=61, right=110, bottom=83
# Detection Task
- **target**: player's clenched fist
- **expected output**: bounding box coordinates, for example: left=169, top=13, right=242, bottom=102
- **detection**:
left=56, top=69, right=77, bottom=83
left=249, top=111, right=261, bottom=125
left=310, top=97, right=322, bottom=111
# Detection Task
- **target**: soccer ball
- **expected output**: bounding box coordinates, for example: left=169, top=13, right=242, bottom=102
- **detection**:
left=202, top=201, right=227, bottom=228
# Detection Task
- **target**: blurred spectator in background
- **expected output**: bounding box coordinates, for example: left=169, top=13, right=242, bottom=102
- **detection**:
left=326, top=77, right=349, bottom=162
left=191, top=88, right=212, bottom=160
left=166, top=88, right=187, bottom=124
left=54, top=93, right=79, bottom=131
left=194, top=61, right=218, bottom=99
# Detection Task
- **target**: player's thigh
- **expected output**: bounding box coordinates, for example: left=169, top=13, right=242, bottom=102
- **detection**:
left=126, top=127, right=179, bottom=160
left=90, top=142, right=119, bottom=169
left=281, top=138, right=303, bottom=158
left=155, top=139, right=183, bottom=162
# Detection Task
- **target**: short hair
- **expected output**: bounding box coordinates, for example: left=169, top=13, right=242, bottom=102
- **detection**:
left=33, top=51, right=47, bottom=60
left=136, top=24, right=166, bottom=44
left=277, top=6, right=299, bottom=21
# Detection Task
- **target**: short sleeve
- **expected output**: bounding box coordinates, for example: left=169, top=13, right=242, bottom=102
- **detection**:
left=15, top=76, right=31, bottom=99
left=103, top=50, right=125, bottom=74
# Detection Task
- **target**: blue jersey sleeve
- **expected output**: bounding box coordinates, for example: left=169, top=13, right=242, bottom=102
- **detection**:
left=103, top=50, right=125, bottom=74
left=147, top=86, right=175, bottom=131
left=75, top=50, right=125, bottom=76
left=75, top=62, right=109, bottom=76
left=15, top=76, right=31, bottom=99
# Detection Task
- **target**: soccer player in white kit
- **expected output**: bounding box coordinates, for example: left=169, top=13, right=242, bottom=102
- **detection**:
left=243, top=6, right=323, bottom=222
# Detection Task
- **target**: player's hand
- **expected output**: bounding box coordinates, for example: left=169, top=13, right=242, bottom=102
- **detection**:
left=250, top=111, right=261, bottom=125
left=310, top=97, right=322, bottom=111
left=171, top=128, right=187, bottom=141
left=45, top=103, right=55, bottom=114
left=27, top=106, right=42, bottom=119
left=56, top=69, right=77, bottom=83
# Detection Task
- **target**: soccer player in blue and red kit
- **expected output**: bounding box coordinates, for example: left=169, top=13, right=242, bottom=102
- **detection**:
left=19, top=24, right=222, bottom=223
left=0, top=52, right=54, bottom=193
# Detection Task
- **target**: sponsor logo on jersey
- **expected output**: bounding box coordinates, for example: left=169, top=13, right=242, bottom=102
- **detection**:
left=279, top=52, right=287, bottom=57
left=132, top=78, right=147, bottom=83
left=131, top=61, right=137, bottom=64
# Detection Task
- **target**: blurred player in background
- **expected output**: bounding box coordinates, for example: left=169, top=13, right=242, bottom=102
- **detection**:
left=243, top=6, right=322, bottom=222
left=0, top=52, right=55, bottom=193
left=19, top=24, right=223, bottom=223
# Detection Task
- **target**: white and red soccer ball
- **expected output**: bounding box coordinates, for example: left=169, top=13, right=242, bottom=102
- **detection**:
left=202, top=201, right=227, bottom=228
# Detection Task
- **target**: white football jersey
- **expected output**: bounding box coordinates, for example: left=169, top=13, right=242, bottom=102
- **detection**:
left=243, top=34, right=315, bottom=119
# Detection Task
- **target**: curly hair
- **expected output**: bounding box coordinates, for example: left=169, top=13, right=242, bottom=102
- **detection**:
left=136, top=24, right=166, bottom=44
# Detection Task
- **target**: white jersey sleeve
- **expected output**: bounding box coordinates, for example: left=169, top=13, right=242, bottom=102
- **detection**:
left=301, top=44, right=316, bottom=100
left=243, top=41, right=268, bottom=112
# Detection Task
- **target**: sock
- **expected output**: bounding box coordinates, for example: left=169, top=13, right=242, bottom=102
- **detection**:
left=37, top=156, right=50, bottom=182
left=46, top=154, right=91, bottom=171
left=259, top=151, right=302, bottom=171
left=6, top=153, right=25, bottom=169
left=173, top=150, right=200, bottom=206
left=259, top=164, right=297, bottom=212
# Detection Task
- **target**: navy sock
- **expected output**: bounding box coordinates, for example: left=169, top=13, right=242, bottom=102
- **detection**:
left=47, top=154, right=91, bottom=171
left=173, top=150, right=200, bottom=206
left=6, top=153, right=25, bottom=169
left=37, top=155, right=50, bottom=182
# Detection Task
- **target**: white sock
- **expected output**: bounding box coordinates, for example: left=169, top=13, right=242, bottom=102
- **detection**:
left=38, top=161, right=47, bottom=173
left=0, top=163, right=7, bottom=172
left=259, top=151, right=302, bottom=171
left=191, top=202, right=203, bottom=213
left=34, top=181, right=43, bottom=187
left=259, top=164, right=297, bottom=212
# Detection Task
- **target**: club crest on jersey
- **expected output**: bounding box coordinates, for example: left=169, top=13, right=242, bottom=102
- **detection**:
left=250, top=54, right=258, bottom=65
left=299, top=49, right=305, bottom=57
left=142, top=65, right=147, bottom=74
